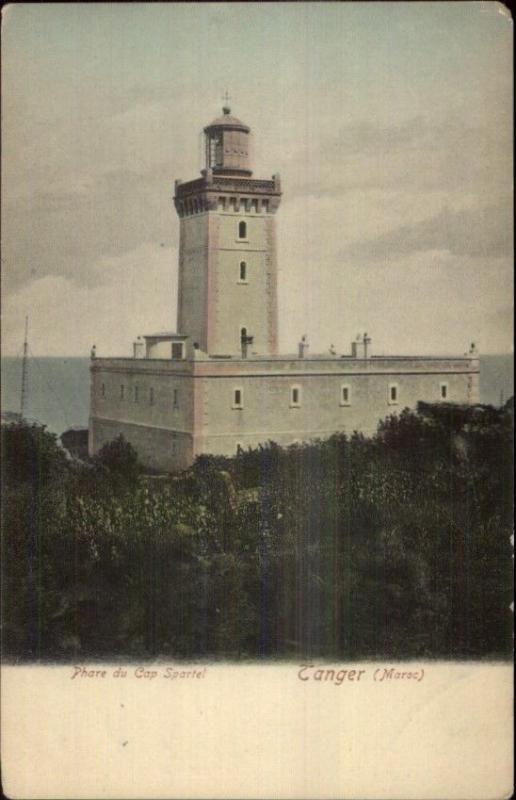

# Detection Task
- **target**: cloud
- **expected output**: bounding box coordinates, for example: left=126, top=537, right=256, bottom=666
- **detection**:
left=278, top=249, right=513, bottom=356
left=1, top=243, right=178, bottom=357
left=2, top=92, right=192, bottom=297
left=284, top=115, right=512, bottom=203
left=340, top=203, right=513, bottom=262
left=2, top=164, right=177, bottom=296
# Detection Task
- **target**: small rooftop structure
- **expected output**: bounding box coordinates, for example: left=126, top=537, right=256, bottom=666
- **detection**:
left=133, top=332, right=190, bottom=360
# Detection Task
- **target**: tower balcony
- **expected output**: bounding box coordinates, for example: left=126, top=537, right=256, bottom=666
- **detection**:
left=174, top=173, right=281, bottom=217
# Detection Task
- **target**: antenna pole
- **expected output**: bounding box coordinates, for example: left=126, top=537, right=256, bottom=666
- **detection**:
left=20, top=316, right=29, bottom=419
left=222, top=90, right=231, bottom=112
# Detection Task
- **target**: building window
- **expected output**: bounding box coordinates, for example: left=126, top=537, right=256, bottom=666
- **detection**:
left=290, top=385, right=301, bottom=408
left=101, top=383, right=106, bottom=398
left=171, top=342, right=184, bottom=360
left=388, top=383, right=398, bottom=405
left=233, top=388, right=244, bottom=409
left=149, top=387, right=155, bottom=405
left=340, top=384, right=351, bottom=406
left=134, top=385, right=139, bottom=403
left=440, top=382, right=448, bottom=400
left=120, top=385, right=125, bottom=400
left=239, top=261, right=247, bottom=282
left=173, top=389, right=179, bottom=407
left=238, top=220, right=247, bottom=239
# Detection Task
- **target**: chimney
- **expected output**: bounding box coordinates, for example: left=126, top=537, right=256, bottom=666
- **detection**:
left=133, top=337, right=145, bottom=359
left=298, top=335, right=309, bottom=358
left=241, top=334, right=254, bottom=359
left=363, top=332, right=371, bottom=359
left=351, top=333, right=372, bottom=359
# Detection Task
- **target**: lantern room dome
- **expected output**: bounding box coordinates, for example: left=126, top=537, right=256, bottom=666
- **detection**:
left=204, top=107, right=250, bottom=133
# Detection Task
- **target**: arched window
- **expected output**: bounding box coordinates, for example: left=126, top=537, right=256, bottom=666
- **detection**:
left=238, top=220, right=247, bottom=239
left=239, top=261, right=247, bottom=281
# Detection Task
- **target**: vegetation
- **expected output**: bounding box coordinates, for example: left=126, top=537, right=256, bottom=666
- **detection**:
left=1, top=402, right=513, bottom=662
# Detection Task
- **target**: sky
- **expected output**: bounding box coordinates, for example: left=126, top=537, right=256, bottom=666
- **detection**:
left=2, top=2, right=513, bottom=357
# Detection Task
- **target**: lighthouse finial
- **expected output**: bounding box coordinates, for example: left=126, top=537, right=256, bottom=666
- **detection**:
left=222, top=90, right=231, bottom=114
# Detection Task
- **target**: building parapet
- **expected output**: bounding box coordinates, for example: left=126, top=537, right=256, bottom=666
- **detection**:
left=175, top=175, right=280, bottom=199
left=92, top=354, right=479, bottom=378
left=91, top=358, right=195, bottom=376
left=190, top=356, right=479, bottom=378
left=174, top=174, right=282, bottom=217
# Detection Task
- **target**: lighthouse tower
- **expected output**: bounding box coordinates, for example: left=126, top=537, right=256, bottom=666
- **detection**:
left=174, top=105, right=281, bottom=356
left=90, top=100, right=480, bottom=473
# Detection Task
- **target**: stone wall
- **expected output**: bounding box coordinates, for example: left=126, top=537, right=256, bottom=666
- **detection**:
left=214, top=211, right=272, bottom=355
left=90, top=418, right=192, bottom=473
left=176, top=205, right=278, bottom=358
left=177, top=213, right=208, bottom=349
left=197, top=361, right=479, bottom=456
left=89, top=359, right=195, bottom=471
left=89, top=355, right=480, bottom=470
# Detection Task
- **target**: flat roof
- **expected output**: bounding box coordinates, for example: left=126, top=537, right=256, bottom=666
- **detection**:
left=143, top=332, right=188, bottom=340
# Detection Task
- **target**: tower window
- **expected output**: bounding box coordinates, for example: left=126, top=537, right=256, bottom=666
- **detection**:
left=171, top=342, right=184, bottom=360
left=388, top=383, right=398, bottom=405
left=238, top=220, right=247, bottom=239
left=239, top=261, right=247, bottom=282
left=340, top=384, right=351, bottom=406
left=149, top=387, right=155, bottom=405
left=232, top=388, right=244, bottom=409
left=173, top=389, right=179, bottom=407
left=101, top=383, right=106, bottom=398
left=120, top=385, right=125, bottom=400
left=134, top=385, right=139, bottom=403
left=290, top=385, right=301, bottom=408
left=215, top=136, right=223, bottom=165
left=440, top=382, right=448, bottom=400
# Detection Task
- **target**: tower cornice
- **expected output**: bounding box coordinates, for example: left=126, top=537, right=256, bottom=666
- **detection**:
left=174, top=174, right=281, bottom=217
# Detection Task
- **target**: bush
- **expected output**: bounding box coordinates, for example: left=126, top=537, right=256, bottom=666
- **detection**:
left=93, top=435, right=141, bottom=490
left=1, top=422, right=69, bottom=488
left=1, top=406, right=513, bottom=661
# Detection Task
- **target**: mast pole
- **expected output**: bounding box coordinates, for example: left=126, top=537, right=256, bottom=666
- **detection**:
left=20, top=315, right=29, bottom=419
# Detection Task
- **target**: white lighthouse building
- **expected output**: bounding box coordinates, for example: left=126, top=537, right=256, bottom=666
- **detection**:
left=89, top=106, right=480, bottom=471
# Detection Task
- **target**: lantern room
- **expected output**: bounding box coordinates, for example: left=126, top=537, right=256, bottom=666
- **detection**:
left=203, top=105, right=252, bottom=176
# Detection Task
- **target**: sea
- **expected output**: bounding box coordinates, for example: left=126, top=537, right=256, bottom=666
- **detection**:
left=1, top=355, right=514, bottom=436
